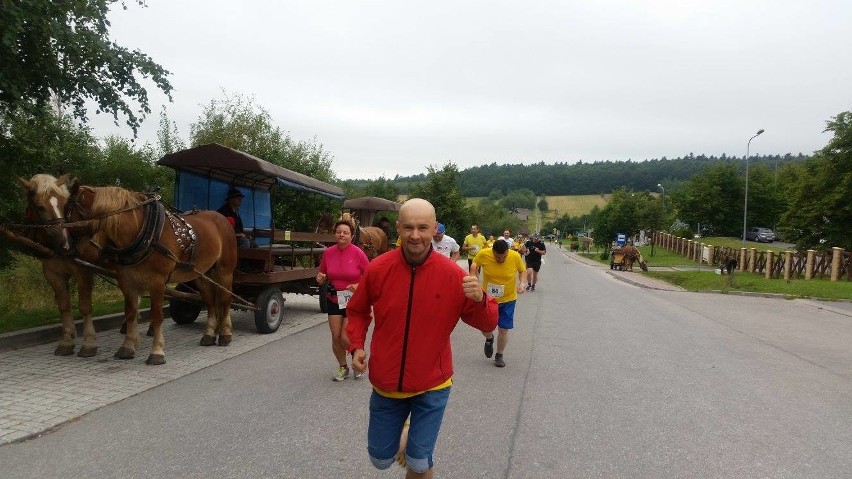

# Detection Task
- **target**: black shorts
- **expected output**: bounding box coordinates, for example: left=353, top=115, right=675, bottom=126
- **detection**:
left=326, top=294, right=347, bottom=317
left=526, top=261, right=541, bottom=272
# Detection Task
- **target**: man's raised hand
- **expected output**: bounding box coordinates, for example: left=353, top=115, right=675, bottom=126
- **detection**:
left=462, top=275, right=484, bottom=302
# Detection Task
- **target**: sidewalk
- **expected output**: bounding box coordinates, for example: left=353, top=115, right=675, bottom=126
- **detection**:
left=559, top=247, right=685, bottom=292
left=0, top=294, right=326, bottom=446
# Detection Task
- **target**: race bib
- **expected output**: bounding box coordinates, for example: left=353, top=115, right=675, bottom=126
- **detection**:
left=470, top=245, right=480, bottom=255
left=336, top=290, right=353, bottom=309
left=486, top=283, right=505, bottom=299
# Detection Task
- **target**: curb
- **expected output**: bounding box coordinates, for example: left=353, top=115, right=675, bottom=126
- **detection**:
left=0, top=308, right=156, bottom=352
left=605, top=270, right=686, bottom=292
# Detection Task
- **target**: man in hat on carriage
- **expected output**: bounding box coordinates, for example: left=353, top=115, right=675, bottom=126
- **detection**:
left=217, top=187, right=252, bottom=248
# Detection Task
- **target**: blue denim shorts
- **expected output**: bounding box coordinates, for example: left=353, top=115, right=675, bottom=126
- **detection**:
left=367, top=387, right=451, bottom=474
left=497, top=300, right=516, bottom=329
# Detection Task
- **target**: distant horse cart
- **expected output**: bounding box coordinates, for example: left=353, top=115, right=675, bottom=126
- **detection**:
left=157, top=143, right=344, bottom=333
left=341, top=196, right=401, bottom=259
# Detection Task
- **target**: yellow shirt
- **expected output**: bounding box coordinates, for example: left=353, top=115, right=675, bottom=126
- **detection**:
left=374, top=378, right=453, bottom=399
left=463, top=233, right=487, bottom=259
left=473, top=248, right=525, bottom=304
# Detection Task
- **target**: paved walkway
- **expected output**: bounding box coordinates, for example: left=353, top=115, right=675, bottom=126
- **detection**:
left=561, top=247, right=686, bottom=292
left=0, top=294, right=326, bottom=446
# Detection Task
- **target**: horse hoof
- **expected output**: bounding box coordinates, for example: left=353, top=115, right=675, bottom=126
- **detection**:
left=114, top=347, right=135, bottom=360
left=146, top=327, right=154, bottom=337
left=54, top=344, right=75, bottom=356
left=78, top=346, right=98, bottom=357
left=217, top=335, right=232, bottom=346
left=199, top=335, right=216, bottom=346
left=145, top=354, right=166, bottom=366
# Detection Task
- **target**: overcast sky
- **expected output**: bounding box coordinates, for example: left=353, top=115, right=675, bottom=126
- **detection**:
left=88, top=0, right=852, bottom=180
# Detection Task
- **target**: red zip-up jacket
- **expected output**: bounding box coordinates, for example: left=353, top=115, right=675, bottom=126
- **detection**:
left=346, top=248, right=498, bottom=393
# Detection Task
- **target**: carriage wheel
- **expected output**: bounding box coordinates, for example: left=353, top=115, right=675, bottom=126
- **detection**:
left=319, top=284, right=328, bottom=314
left=254, top=287, right=285, bottom=334
left=170, top=283, right=202, bottom=324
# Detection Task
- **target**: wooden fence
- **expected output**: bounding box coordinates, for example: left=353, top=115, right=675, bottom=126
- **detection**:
left=653, top=233, right=851, bottom=282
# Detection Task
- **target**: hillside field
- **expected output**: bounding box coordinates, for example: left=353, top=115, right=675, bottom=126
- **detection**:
left=466, top=194, right=610, bottom=218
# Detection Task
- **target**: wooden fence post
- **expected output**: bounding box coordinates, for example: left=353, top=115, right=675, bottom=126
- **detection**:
left=805, top=250, right=815, bottom=280
left=749, top=248, right=757, bottom=273
left=765, top=250, right=774, bottom=279
left=783, top=251, right=793, bottom=281
left=739, top=247, right=747, bottom=272
left=831, top=247, right=843, bottom=281
left=706, top=244, right=714, bottom=266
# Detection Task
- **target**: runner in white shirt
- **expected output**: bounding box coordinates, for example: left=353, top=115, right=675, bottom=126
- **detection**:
left=499, top=229, right=514, bottom=249
left=432, top=223, right=461, bottom=261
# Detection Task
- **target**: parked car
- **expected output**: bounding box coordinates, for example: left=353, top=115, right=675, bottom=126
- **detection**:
left=746, top=227, right=776, bottom=243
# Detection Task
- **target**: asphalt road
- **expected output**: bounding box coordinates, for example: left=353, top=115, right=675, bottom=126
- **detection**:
left=2, top=252, right=851, bottom=478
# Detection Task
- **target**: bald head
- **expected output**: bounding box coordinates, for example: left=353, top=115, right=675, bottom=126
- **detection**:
left=397, top=198, right=437, bottom=264
left=399, top=198, right=436, bottom=223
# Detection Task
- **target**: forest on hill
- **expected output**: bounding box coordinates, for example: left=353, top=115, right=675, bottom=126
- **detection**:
left=344, top=153, right=810, bottom=196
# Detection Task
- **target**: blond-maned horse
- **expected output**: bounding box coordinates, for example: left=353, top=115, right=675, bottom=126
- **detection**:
left=340, top=212, right=389, bottom=260
left=21, top=177, right=239, bottom=365
left=17, top=174, right=102, bottom=357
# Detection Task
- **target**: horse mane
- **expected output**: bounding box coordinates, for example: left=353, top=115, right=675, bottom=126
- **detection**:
left=340, top=212, right=357, bottom=232
left=29, top=174, right=70, bottom=198
left=86, top=186, right=146, bottom=242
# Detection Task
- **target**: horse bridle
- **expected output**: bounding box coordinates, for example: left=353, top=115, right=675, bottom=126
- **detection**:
left=350, top=216, right=376, bottom=257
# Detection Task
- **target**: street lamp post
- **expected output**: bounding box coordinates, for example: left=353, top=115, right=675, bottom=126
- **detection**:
left=742, top=129, right=765, bottom=246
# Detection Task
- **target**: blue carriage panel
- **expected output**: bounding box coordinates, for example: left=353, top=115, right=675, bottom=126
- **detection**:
left=174, top=171, right=214, bottom=211
left=253, top=190, right=273, bottom=246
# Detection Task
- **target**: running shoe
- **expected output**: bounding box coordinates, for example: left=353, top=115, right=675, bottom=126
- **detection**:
left=354, top=369, right=364, bottom=379
left=484, top=337, right=494, bottom=358
left=494, top=353, right=506, bottom=368
left=333, top=366, right=350, bottom=381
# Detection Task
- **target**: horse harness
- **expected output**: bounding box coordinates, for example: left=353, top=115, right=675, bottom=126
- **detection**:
left=64, top=193, right=199, bottom=269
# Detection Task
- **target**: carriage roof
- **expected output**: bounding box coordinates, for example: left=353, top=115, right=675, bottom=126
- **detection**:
left=342, top=196, right=401, bottom=212
left=157, top=143, right=345, bottom=200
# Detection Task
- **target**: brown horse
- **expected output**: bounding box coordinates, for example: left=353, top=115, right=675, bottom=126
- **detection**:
left=620, top=244, right=648, bottom=272
left=340, top=212, right=389, bottom=260
left=25, top=179, right=239, bottom=365
left=17, top=174, right=102, bottom=357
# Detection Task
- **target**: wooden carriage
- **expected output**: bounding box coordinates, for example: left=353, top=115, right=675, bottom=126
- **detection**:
left=157, top=143, right=344, bottom=333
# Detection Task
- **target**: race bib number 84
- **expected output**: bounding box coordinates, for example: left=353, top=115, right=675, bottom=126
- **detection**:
left=486, top=283, right=505, bottom=299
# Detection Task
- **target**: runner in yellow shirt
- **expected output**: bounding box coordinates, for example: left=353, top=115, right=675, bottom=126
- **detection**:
left=471, top=239, right=526, bottom=368
left=462, top=224, right=488, bottom=270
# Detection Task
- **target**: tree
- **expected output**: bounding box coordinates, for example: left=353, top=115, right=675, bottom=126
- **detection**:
left=780, top=108, right=852, bottom=251
left=669, top=164, right=743, bottom=237
left=0, top=1, right=173, bottom=135
left=537, top=197, right=549, bottom=212
left=408, top=163, right=470, bottom=236
left=591, top=188, right=641, bottom=250
left=470, top=199, right=520, bottom=239
left=190, top=93, right=338, bottom=231
left=0, top=108, right=99, bottom=222
left=78, top=136, right=174, bottom=202
left=500, top=188, right=536, bottom=211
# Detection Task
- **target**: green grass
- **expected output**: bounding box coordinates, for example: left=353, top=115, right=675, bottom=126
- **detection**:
left=575, top=242, right=852, bottom=300
left=646, top=270, right=852, bottom=300
left=698, top=236, right=792, bottom=253
left=0, top=253, right=150, bottom=335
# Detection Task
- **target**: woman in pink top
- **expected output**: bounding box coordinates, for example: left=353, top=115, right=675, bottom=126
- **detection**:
left=316, top=220, right=370, bottom=381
